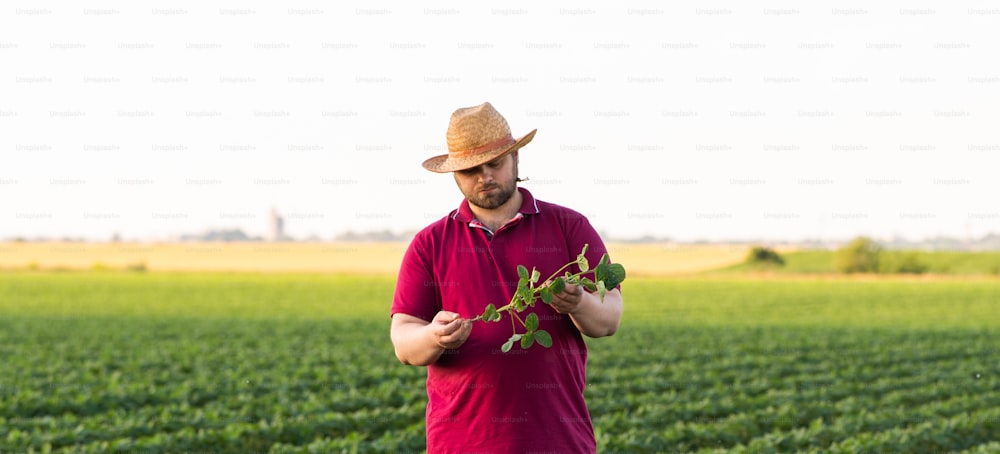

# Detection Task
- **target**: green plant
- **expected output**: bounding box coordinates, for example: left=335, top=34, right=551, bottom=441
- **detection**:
left=470, top=244, right=626, bottom=352
left=4, top=271, right=1000, bottom=452
left=745, top=246, right=785, bottom=267
left=834, top=237, right=882, bottom=274
left=880, top=252, right=928, bottom=274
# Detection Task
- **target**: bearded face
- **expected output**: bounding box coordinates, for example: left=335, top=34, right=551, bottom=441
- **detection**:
left=453, top=152, right=519, bottom=210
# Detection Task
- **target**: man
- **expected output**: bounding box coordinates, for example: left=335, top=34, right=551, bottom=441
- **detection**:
left=390, top=102, right=623, bottom=453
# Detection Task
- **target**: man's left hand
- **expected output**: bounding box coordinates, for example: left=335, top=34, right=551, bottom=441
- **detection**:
left=550, top=282, right=584, bottom=314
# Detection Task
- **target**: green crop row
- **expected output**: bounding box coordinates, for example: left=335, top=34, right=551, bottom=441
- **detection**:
left=1, top=271, right=998, bottom=453
left=587, top=325, right=999, bottom=452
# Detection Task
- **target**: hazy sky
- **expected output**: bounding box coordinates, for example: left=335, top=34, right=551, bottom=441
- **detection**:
left=3, top=2, right=999, bottom=242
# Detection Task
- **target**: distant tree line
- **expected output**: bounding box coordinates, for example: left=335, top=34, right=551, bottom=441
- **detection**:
left=834, top=237, right=928, bottom=274
left=744, top=238, right=932, bottom=274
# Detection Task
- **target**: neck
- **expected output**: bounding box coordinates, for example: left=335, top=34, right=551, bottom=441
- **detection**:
left=470, top=188, right=522, bottom=232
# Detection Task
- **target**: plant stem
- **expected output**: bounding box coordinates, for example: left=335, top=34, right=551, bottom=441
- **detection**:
left=510, top=310, right=526, bottom=328
left=470, top=255, right=594, bottom=323
left=490, top=268, right=591, bottom=316
left=543, top=261, right=579, bottom=285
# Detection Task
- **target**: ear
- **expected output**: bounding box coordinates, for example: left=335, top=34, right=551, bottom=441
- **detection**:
left=513, top=151, right=522, bottom=182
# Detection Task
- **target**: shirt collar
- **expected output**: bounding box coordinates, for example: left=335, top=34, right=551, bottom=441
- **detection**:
left=451, top=187, right=540, bottom=223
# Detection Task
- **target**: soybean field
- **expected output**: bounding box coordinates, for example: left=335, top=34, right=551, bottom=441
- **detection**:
left=1, top=272, right=999, bottom=453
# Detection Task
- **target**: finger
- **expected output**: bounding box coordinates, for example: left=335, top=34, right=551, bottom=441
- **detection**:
left=554, top=286, right=577, bottom=300
left=554, top=291, right=576, bottom=304
left=436, top=320, right=461, bottom=337
left=449, top=321, right=471, bottom=339
left=437, top=311, right=460, bottom=323
left=441, top=329, right=467, bottom=348
left=438, top=334, right=457, bottom=348
left=446, top=321, right=473, bottom=344
left=448, top=317, right=468, bottom=330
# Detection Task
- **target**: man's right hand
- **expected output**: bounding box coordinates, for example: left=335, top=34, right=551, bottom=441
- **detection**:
left=430, top=311, right=473, bottom=350
left=391, top=311, right=473, bottom=366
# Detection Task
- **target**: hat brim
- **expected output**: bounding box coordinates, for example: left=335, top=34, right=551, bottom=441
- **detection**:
left=422, top=129, right=536, bottom=173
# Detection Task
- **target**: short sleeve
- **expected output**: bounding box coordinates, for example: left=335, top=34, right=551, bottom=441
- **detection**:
left=390, top=233, right=440, bottom=322
left=562, top=211, right=620, bottom=291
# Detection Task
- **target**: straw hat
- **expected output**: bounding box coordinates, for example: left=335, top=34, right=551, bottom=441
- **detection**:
left=422, top=102, right=537, bottom=173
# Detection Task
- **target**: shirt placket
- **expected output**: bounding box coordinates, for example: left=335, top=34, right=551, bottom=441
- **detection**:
left=468, top=212, right=525, bottom=241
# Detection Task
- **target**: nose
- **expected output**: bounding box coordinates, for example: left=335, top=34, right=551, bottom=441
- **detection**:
left=479, top=165, right=494, bottom=184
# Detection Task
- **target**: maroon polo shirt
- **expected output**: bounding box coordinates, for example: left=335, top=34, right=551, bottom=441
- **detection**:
left=391, top=187, right=611, bottom=453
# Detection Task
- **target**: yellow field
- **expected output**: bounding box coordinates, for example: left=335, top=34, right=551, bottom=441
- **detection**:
left=0, top=242, right=749, bottom=276
left=605, top=243, right=749, bottom=276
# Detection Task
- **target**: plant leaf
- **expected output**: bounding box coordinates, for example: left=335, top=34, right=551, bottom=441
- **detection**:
left=516, top=282, right=531, bottom=310
left=517, top=265, right=529, bottom=280
left=525, top=313, right=539, bottom=332
left=534, top=330, right=552, bottom=348
left=539, top=286, right=553, bottom=304
left=549, top=277, right=565, bottom=295
left=530, top=268, right=540, bottom=284
left=501, top=334, right=523, bottom=352
left=594, top=263, right=610, bottom=286
left=517, top=280, right=530, bottom=296
left=578, top=255, right=589, bottom=273
left=520, top=332, right=534, bottom=349
left=602, top=263, right=626, bottom=289
left=579, top=277, right=598, bottom=292
left=599, top=253, right=610, bottom=266
left=596, top=280, right=607, bottom=302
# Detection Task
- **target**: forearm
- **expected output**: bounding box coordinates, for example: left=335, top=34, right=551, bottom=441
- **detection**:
left=391, top=320, right=445, bottom=366
left=567, top=289, right=622, bottom=337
